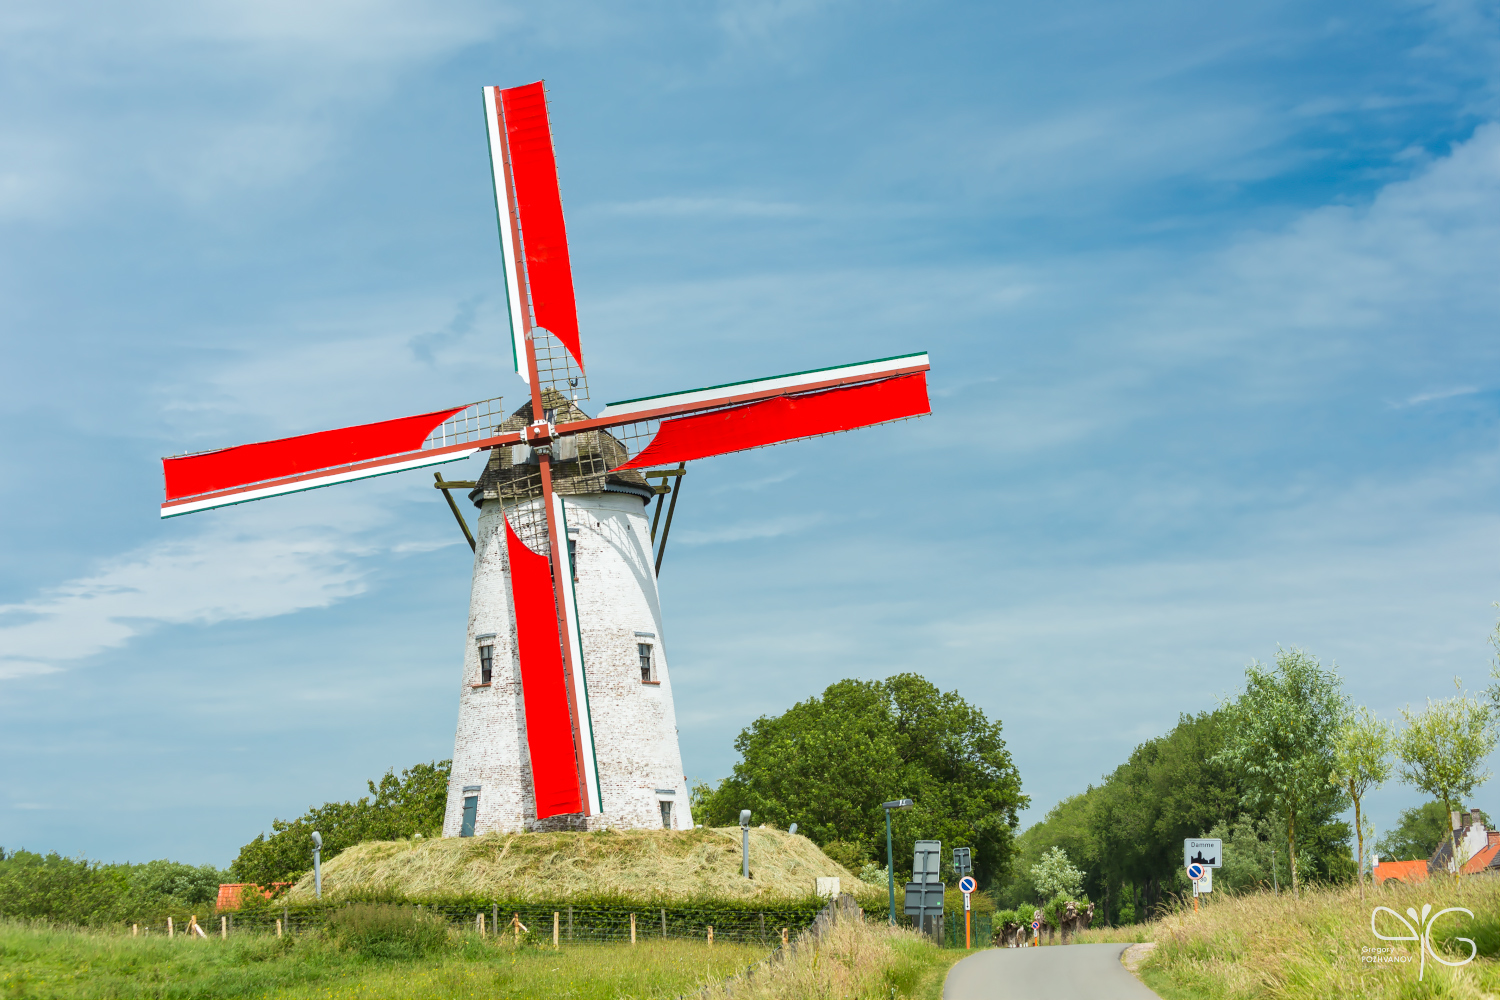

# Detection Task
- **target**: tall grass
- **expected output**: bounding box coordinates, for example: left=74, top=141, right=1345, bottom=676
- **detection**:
left=698, top=917, right=967, bottom=999
left=1141, top=877, right=1500, bottom=998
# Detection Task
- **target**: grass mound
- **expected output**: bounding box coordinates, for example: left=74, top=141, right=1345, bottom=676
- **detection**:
left=1141, top=877, right=1500, bottom=998
left=285, top=826, right=869, bottom=903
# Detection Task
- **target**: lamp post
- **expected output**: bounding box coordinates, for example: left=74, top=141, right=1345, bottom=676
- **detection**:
left=881, top=799, right=913, bottom=924
left=311, top=831, right=323, bottom=900
left=740, top=810, right=752, bottom=879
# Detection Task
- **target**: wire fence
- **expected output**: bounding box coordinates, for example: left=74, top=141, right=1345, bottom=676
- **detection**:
left=127, top=899, right=829, bottom=946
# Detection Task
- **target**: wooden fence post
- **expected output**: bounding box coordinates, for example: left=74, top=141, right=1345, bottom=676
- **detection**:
left=167, top=917, right=174, bottom=938
left=707, top=925, right=713, bottom=946
left=493, top=904, right=499, bottom=936
left=661, top=908, right=667, bottom=939
left=221, top=916, right=227, bottom=940
left=553, top=911, right=559, bottom=949
left=781, top=927, right=788, bottom=946
left=276, top=919, right=282, bottom=938
left=759, top=912, right=765, bottom=942
left=132, top=924, right=138, bottom=937
left=568, top=905, right=573, bottom=941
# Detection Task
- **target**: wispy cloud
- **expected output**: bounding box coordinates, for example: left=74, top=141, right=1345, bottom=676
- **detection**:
left=1395, top=386, right=1481, bottom=407
left=604, top=196, right=805, bottom=218
left=676, top=513, right=823, bottom=545
left=0, top=494, right=430, bottom=682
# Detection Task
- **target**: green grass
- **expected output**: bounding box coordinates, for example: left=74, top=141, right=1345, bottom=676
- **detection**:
left=0, top=919, right=765, bottom=999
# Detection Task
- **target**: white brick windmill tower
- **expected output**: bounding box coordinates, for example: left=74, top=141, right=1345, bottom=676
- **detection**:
left=158, top=81, right=932, bottom=836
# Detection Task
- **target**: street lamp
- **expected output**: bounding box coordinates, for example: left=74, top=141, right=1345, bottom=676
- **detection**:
left=881, top=799, right=913, bottom=924
left=740, top=810, right=752, bottom=879
left=311, top=831, right=323, bottom=900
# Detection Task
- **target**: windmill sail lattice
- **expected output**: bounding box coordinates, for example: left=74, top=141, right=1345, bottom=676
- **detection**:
left=159, top=81, right=933, bottom=831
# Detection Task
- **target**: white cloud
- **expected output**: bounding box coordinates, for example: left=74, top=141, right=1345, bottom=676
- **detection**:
left=0, top=491, right=435, bottom=681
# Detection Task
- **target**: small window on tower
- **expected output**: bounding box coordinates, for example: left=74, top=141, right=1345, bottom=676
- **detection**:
left=567, top=538, right=578, bottom=581
left=639, top=643, right=655, bottom=683
left=660, top=800, right=673, bottom=829
left=479, top=644, right=493, bottom=685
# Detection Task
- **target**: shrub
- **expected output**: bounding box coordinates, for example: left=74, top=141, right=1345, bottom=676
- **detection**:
left=325, top=903, right=451, bottom=959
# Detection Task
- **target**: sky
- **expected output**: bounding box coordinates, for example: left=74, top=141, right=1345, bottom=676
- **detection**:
left=3, top=0, right=1500, bottom=868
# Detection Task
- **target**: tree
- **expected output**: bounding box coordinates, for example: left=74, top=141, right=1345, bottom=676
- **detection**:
left=231, top=760, right=451, bottom=884
left=1030, top=846, right=1085, bottom=901
left=1329, top=706, right=1393, bottom=896
left=1395, top=681, right=1499, bottom=870
left=1213, top=647, right=1348, bottom=896
left=695, top=674, right=1027, bottom=888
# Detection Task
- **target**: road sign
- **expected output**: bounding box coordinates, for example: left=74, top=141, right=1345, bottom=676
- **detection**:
left=1195, top=868, right=1213, bottom=894
left=958, top=875, right=976, bottom=894
left=1186, top=863, right=1205, bottom=882
left=953, top=847, right=972, bottom=876
left=912, top=840, right=942, bottom=884
left=1184, top=838, right=1223, bottom=869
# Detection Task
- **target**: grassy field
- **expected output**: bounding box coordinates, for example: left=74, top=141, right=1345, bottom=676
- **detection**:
left=1138, top=877, right=1500, bottom=999
left=0, top=919, right=766, bottom=999
left=0, top=909, right=971, bottom=999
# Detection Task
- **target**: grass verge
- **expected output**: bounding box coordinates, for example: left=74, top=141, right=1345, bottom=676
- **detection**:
left=698, top=916, right=975, bottom=999
left=1140, top=876, right=1500, bottom=998
left=0, top=917, right=765, bottom=999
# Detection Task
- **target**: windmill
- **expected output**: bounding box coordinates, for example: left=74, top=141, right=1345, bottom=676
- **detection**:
left=160, top=81, right=932, bottom=834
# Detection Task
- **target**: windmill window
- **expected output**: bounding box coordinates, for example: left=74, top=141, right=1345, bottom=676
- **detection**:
left=567, top=538, right=578, bottom=581
left=479, top=644, right=493, bottom=685
left=659, top=800, right=673, bottom=829
left=639, top=643, right=656, bottom=683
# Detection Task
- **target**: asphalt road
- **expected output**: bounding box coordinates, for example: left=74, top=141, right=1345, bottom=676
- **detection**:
left=943, top=943, right=1161, bottom=999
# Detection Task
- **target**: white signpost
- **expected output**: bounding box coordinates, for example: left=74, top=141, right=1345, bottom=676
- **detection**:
left=1196, top=867, right=1213, bottom=894
left=1184, top=838, right=1223, bottom=869
left=959, top=875, right=976, bottom=949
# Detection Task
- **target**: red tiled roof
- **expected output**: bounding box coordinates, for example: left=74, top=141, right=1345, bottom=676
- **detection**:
left=1461, top=832, right=1500, bottom=875
left=215, top=882, right=294, bottom=910
left=1374, top=859, right=1430, bottom=885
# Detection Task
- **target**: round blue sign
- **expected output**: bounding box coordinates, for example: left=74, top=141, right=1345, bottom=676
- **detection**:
left=959, top=876, right=977, bottom=894
left=1186, top=863, right=1204, bottom=881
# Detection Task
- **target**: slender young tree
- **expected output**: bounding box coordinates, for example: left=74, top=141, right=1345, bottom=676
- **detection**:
left=1329, top=707, right=1393, bottom=897
left=1396, top=680, right=1499, bottom=871
left=1214, top=647, right=1347, bottom=897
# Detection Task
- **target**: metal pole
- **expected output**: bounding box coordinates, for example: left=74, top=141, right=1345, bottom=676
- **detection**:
left=740, top=809, right=751, bottom=878
left=886, top=808, right=895, bottom=925
left=312, top=831, right=322, bottom=900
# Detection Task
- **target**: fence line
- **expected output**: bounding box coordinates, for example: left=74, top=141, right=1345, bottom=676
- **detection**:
left=125, top=899, right=826, bottom=946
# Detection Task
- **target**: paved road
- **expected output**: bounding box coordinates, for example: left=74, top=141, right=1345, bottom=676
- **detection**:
left=943, top=944, right=1161, bottom=999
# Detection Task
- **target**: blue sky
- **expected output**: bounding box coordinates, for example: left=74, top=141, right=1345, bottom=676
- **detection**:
left=4, top=0, right=1500, bottom=867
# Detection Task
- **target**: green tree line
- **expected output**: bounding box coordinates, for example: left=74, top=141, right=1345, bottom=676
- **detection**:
left=230, top=760, right=451, bottom=884
left=692, top=673, right=1028, bottom=888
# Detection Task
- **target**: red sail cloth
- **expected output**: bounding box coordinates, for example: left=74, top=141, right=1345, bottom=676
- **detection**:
left=617, top=373, right=930, bottom=470
left=504, top=518, right=584, bottom=819
left=500, top=82, right=584, bottom=372
left=162, top=406, right=466, bottom=502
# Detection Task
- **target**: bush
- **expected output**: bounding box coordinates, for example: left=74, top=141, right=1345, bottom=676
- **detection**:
left=325, top=904, right=452, bottom=959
